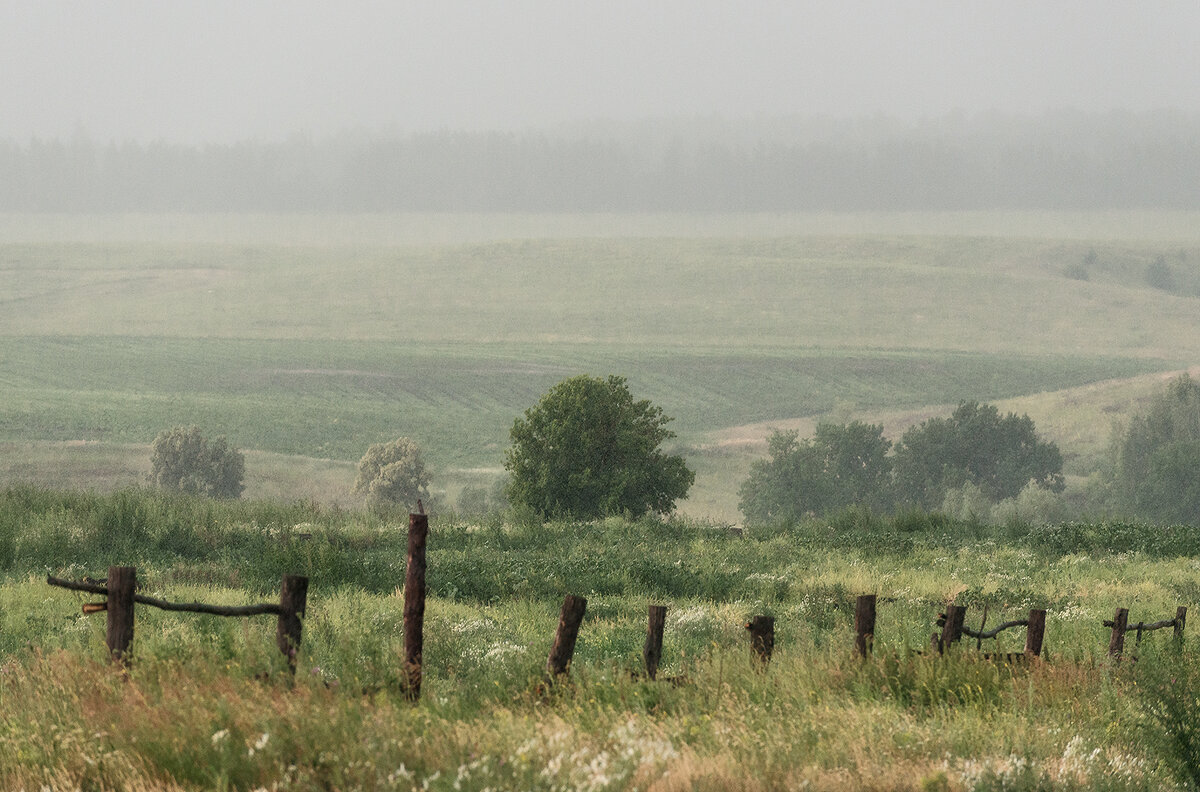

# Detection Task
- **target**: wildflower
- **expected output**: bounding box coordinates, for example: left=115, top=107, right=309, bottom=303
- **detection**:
left=247, top=732, right=269, bottom=757
left=211, top=729, right=230, bottom=746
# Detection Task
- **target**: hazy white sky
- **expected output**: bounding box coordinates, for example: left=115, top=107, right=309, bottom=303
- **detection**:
left=3, top=0, right=1198, bottom=143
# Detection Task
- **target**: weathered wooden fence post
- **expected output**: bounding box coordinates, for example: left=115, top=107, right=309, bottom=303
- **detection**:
left=275, top=574, right=308, bottom=674
left=1025, top=608, right=1047, bottom=657
left=106, top=566, right=136, bottom=664
left=644, top=604, right=668, bottom=680
left=403, top=511, right=429, bottom=701
left=940, top=604, right=966, bottom=653
left=746, top=616, right=774, bottom=664
left=547, top=595, right=587, bottom=679
left=1175, top=606, right=1188, bottom=645
left=1108, top=607, right=1129, bottom=658
left=855, top=594, right=876, bottom=658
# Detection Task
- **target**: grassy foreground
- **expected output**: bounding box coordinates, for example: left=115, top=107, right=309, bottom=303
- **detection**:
left=3, top=487, right=1200, bottom=790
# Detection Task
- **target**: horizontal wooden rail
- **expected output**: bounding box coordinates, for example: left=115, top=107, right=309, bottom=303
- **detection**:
left=962, top=619, right=1029, bottom=640
left=47, top=575, right=283, bottom=617
left=1102, top=617, right=1178, bottom=632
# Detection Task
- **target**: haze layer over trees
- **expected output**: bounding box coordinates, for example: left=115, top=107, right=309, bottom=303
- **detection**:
left=4, top=112, right=1199, bottom=212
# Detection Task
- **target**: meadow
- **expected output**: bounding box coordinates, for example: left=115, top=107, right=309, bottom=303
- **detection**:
left=3, top=212, right=1200, bottom=789
left=3, top=211, right=1199, bottom=518
left=4, top=487, right=1200, bottom=790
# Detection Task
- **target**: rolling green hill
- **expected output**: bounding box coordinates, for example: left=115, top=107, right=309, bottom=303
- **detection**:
left=2, top=213, right=1198, bottom=517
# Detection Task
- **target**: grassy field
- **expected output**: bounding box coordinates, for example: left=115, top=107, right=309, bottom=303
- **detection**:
left=4, top=212, right=1199, bottom=519
left=5, top=213, right=1200, bottom=787
left=4, top=488, right=1200, bottom=790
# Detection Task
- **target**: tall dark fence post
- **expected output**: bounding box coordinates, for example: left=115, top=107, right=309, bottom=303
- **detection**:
left=855, top=594, right=876, bottom=658
left=1108, top=607, right=1129, bottom=658
left=746, top=616, right=774, bottom=664
left=940, top=604, right=966, bottom=652
left=547, top=595, right=587, bottom=678
left=1025, top=609, right=1046, bottom=657
left=1176, top=606, right=1188, bottom=645
left=275, top=574, right=308, bottom=674
left=106, top=566, right=136, bottom=664
left=644, top=604, right=668, bottom=681
left=403, top=512, right=429, bottom=701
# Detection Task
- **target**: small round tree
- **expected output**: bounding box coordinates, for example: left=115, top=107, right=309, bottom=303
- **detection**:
left=505, top=375, right=694, bottom=519
left=353, top=437, right=431, bottom=508
left=149, top=426, right=245, bottom=498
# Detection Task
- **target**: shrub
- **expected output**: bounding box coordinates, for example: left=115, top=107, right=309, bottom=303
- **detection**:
left=1144, top=254, right=1176, bottom=292
left=1108, top=374, right=1200, bottom=524
left=352, top=437, right=431, bottom=509
left=149, top=426, right=244, bottom=498
left=1133, top=644, right=1200, bottom=790
left=991, top=482, right=1069, bottom=527
left=504, top=374, right=693, bottom=519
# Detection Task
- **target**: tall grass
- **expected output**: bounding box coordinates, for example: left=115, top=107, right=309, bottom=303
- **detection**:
left=3, top=486, right=1198, bottom=789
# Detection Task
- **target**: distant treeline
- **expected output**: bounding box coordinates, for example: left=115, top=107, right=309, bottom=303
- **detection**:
left=4, top=111, right=1199, bottom=212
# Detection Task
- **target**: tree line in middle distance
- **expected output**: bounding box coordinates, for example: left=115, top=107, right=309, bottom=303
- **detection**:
left=737, top=401, right=1065, bottom=524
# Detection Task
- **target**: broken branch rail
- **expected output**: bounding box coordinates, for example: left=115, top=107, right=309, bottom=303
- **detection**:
left=962, top=619, right=1030, bottom=641
left=47, top=575, right=284, bottom=617
left=1102, top=617, right=1178, bottom=632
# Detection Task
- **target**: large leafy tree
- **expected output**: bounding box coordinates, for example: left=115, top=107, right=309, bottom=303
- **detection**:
left=505, top=375, right=694, bottom=519
left=1110, top=374, right=1200, bottom=524
left=738, top=422, right=893, bottom=523
left=893, top=401, right=1063, bottom=509
left=149, top=426, right=244, bottom=499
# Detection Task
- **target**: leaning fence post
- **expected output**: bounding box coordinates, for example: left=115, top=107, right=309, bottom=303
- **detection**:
left=940, top=604, right=966, bottom=652
left=275, top=574, right=308, bottom=674
left=1025, top=609, right=1047, bottom=657
left=644, top=604, right=668, bottom=680
left=746, top=616, right=774, bottom=665
left=855, top=594, right=876, bottom=658
left=403, top=511, right=429, bottom=701
left=1108, top=607, right=1129, bottom=658
left=106, top=566, right=136, bottom=664
left=547, top=595, right=587, bottom=679
left=1175, top=606, right=1188, bottom=645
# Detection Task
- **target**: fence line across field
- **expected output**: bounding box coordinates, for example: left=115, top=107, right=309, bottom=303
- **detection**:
left=36, top=511, right=1192, bottom=697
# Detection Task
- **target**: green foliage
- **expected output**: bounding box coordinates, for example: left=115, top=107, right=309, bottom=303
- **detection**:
left=893, top=401, right=1064, bottom=510
left=1133, top=644, right=1200, bottom=790
left=149, top=426, right=244, bottom=499
left=1144, top=255, right=1176, bottom=292
left=739, top=422, right=892, bottom=523
left=504, top=375, right=693, bottom=519
left=1109, top=375, right=1200, bottom=524
left=352, top=437, right=430, bottom=508
left=990, top=482, right=1070, bottom=527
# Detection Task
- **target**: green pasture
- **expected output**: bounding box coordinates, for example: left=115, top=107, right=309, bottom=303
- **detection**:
left=3, top=488, right=1200, bottom=789
left=2, top=213, right=1200, bottom=519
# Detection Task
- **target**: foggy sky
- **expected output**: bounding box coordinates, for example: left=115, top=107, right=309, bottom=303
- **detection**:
left=3, top=1, right=1199, bottom=144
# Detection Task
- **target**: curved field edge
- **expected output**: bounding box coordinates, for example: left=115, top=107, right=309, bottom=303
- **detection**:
left=0, top=343, right=1171, bottom=519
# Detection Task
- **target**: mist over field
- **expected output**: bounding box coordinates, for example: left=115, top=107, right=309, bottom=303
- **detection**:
left=2, top=0, right=1199, bottom=513
left=9, top=6, right=1200, bottom=791
left=5, top=111, right=1200, bottom=212
left=3, top=2, right=1198, bottom=212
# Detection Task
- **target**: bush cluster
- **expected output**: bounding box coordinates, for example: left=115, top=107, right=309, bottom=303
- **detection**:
left=739, top=402, right=1064, bottom=524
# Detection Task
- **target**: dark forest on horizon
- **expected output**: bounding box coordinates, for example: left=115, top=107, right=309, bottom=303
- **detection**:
left=4, top=110, right=1199, bottom=213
